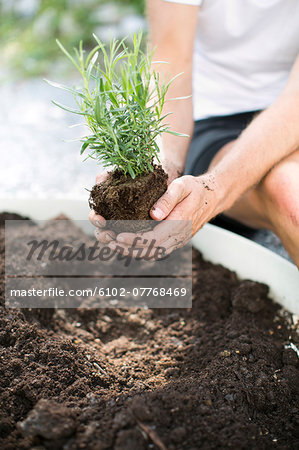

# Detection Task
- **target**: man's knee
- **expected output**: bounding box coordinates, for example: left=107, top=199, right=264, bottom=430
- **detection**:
left=260, top=160, right=299, bottom=227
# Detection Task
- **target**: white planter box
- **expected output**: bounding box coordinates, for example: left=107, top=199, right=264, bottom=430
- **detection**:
left=1, top=198, right=298, bottom=314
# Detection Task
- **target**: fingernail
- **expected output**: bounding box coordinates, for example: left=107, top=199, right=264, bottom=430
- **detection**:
left=117, top=236, right=124, bottom=242
left=152, top=207, right=164, bottom=220
left=96, top=220, right=103, bottom=227
left=105, top=233, right=113, bottom=240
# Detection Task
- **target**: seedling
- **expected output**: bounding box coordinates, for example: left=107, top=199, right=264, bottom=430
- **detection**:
left=48, top=31, right=186, bottom=231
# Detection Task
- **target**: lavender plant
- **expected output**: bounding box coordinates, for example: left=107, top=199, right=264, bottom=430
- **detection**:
left=47, top=31, right=185, bottom=179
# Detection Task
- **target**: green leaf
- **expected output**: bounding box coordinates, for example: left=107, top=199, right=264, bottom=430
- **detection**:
left=51, top=100, right=91, bottom=116
left=99, top=77, right=104, bottom=93
left=147, top=161, right=154, bottom=172
left=127, top=164, right=135, bottom=179
left=86, top=51, right=98, bottom=80
left=165, top=130, right=189, bottom=137
left=95, top=97, right=102, bottom=124
left=46, top=79, right=92, bottom=106
left=108, top=91, right=119, bottom=108
left=56, top=39, right=80, bottom=71
left=85, top=44, right=101, bottom=70
left=167, top=94, right=192, bottom=101
left=80, top=141, right=90, bottom=154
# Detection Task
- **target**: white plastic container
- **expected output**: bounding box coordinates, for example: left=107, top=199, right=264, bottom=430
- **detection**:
left=1, top=198, right=298, bottom=314
left=192, top=226, right=299, bottom=315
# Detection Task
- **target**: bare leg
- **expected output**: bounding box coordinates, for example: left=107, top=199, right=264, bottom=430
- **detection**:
left=209, top=143, right=299, bottom=266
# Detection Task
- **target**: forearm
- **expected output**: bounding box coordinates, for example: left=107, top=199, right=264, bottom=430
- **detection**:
left=210, top=90, right=299, bottom=214
left=150, top=49, right=194, bottom=173
left=159, top=87, right=194, bottom=174
left=147, top=0, right=198, bottom=174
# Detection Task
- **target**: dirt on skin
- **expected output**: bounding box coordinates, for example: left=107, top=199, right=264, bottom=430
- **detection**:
left=89, top=165, right=168, bottom=233
left=0, top=212, right=298, bottom=450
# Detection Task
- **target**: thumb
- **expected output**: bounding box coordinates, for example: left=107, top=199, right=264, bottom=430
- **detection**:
left=150, top=178, right=188, bottom=220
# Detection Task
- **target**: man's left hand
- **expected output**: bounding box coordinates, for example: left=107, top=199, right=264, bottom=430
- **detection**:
left=99, top=174, right=220, bottom=256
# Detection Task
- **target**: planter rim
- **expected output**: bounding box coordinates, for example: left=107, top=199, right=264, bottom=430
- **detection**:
left=192, top=224, right=298, bottom=315
left=1, top=197, right=298, bottom=314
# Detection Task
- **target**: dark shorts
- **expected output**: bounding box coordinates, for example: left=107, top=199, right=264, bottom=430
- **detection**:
left=185, top=110, right=262, bottom=236
left=185, top=110, right=261, bottom=176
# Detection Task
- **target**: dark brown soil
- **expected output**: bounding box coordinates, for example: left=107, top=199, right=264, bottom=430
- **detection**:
left=89, top=165, right=168, bottom=233
left=0, top=212, right=298, bottom=450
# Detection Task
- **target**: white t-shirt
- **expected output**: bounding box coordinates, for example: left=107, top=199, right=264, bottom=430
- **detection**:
left=164, top=0, right=299, bottom=120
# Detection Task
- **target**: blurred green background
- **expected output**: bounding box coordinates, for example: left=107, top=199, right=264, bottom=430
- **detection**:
left=0, top=1, right=147, bottom=202
left=0, top=0, right=145, bottom=80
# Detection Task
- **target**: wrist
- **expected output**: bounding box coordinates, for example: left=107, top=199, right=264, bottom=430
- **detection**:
left=159, top=141, right=189, bottom=178
left=196, top=172, right=230, bottom=218
left=161, top=158, right=185, bottom=181
left=207, top=167, right=240, bottom=214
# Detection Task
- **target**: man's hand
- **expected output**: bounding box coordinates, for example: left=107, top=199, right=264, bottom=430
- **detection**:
left=104, top=174, right=220, bottom=256
left=89, top=169, right=220, bottom=256
left=150, top=175, right=218, bottom=232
